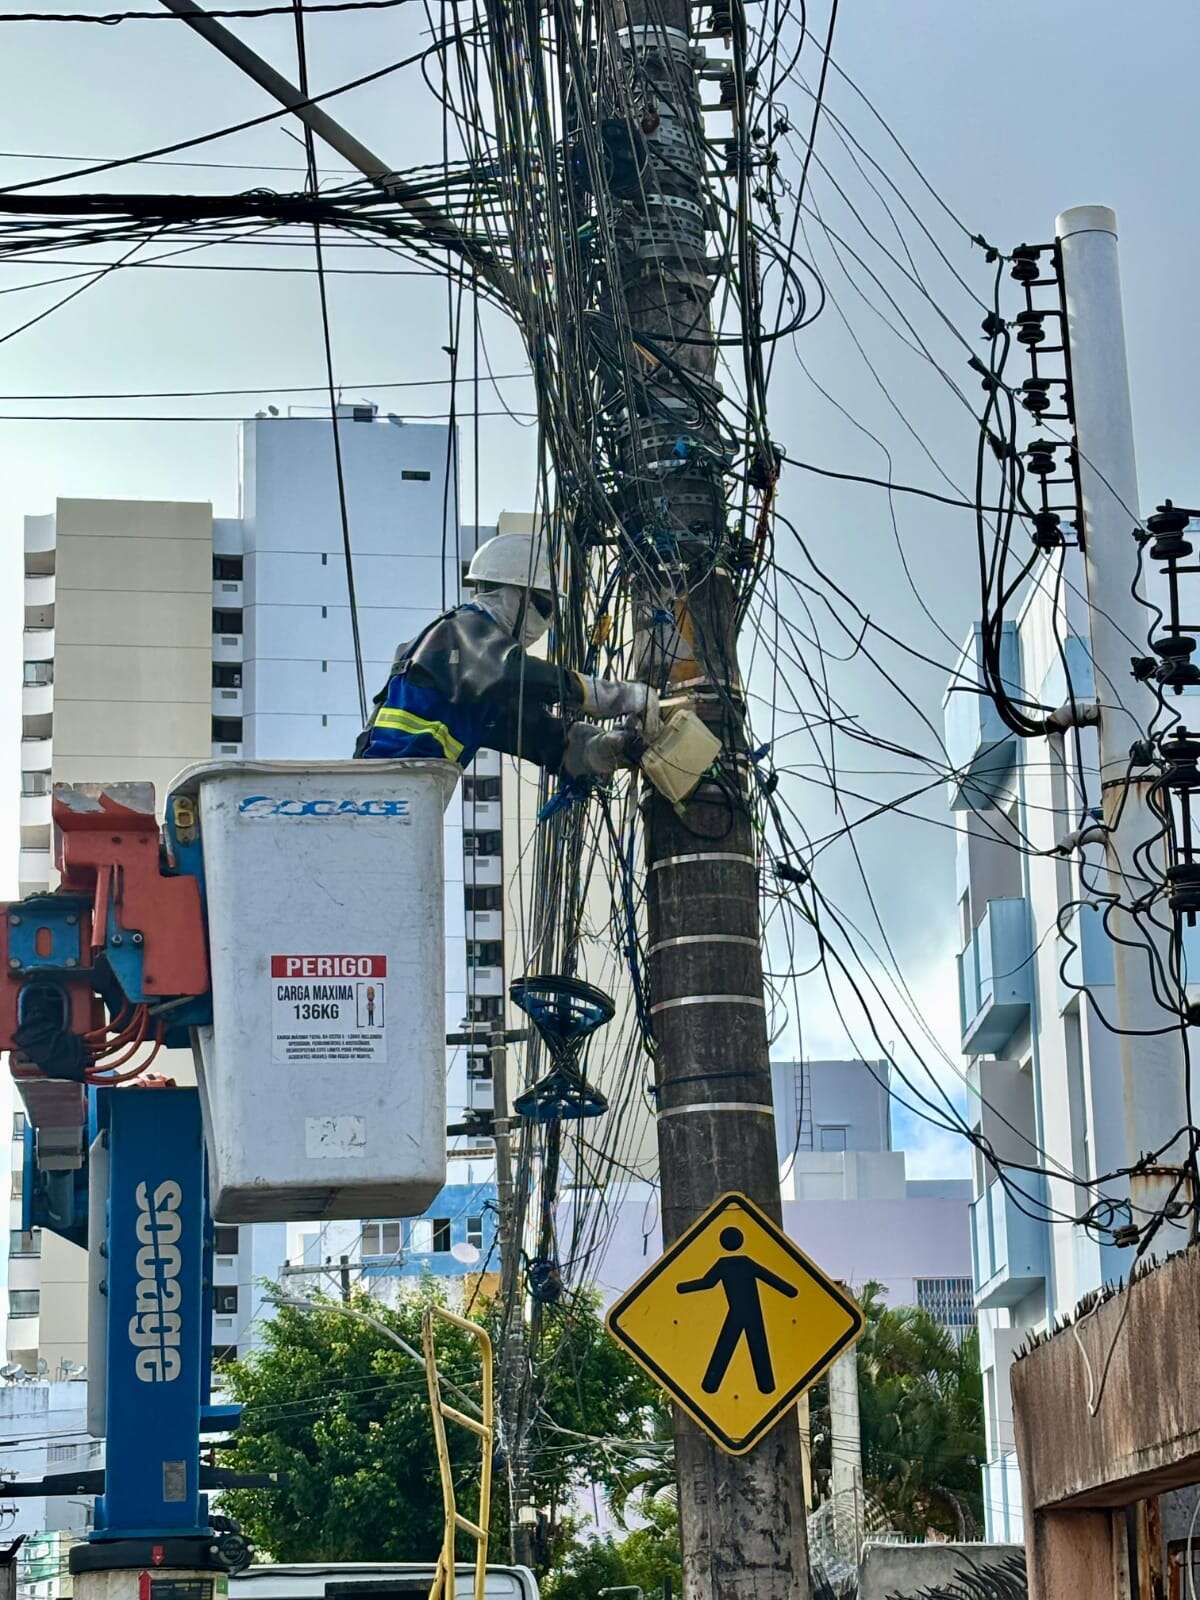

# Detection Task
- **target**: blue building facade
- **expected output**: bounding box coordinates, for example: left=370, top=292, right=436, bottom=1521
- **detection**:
left=358, top=1181, right=499, bottom=1282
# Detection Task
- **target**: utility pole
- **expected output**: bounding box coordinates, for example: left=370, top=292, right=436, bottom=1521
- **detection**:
left=450, top=1023, right=533, bottom=1566
left=828, top=1348, right=863, bottom=1562
left=615, top=6, right=811, bottom=1599
left=490, top=1023, right=534, bottom=1569
left=1055, top=206, right=1189, bottom=1232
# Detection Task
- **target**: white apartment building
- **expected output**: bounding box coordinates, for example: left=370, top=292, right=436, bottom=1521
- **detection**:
left=944, top=550, right=1198, bottom=1541
left=11, top=406, right=486, bottom=1376
left=0, top=1380, right=94, bottom=1545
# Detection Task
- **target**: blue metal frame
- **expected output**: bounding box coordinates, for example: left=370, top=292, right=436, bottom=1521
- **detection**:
left=94, top=1087, right=210, bottom=1540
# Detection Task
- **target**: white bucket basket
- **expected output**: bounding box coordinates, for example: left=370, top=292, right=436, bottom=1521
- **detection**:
left=175, top=759, right=460, bottom=1222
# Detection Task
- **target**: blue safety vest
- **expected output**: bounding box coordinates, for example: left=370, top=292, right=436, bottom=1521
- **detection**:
left=357, top=605, right=502, bottom=767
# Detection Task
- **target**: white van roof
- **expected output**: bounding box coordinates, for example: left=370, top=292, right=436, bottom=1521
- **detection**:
left=230, top=1565, right=536, bottom=1600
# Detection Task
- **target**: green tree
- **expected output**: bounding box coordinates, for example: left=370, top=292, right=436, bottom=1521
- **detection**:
left=809, top=1283, right=985, bottom=1539
left=542, top=1502, right=681, bottom=1600
left=219, top=1286, right=665, bottom=1572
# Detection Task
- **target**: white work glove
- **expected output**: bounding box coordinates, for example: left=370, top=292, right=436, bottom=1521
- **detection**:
left=563, top=723, right=637, bottom=780
left=576, top=675, right=661, bottom=741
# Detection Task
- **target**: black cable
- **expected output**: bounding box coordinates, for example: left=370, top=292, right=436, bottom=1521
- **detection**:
left=292, top=0, right=367, bottom=723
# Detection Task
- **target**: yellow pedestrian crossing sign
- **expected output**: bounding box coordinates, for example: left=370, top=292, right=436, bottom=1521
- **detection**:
left=606, top=1191, right=865, bottom=1455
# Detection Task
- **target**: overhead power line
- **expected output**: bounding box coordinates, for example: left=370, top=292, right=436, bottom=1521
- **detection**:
left=0, top=0, right=411, bottom=20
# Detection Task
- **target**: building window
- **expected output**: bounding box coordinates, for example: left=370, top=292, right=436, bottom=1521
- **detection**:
left=212, top=609, right=243, bottom=635
left=464, top=886, right=502, bottom=911
left=402, top=469, right=432, bottom=482
left=212, top=664, right=242, bottom=689
left=466, top=1216, right=484, bottom=1250
left=467, top=942, right=503, bottom=968
left=213, top=556, right=244, bottom=580
left=463, top=776, right=501, bottom=802
left=48, top=1443, right=84, bottom=1466
left=20, top=772, right=51, bottom=797
left=9, top=1290, right=38, bottom=1318
left=213, top=1286, right=239, bottom=1316
left=464, top=831, right=502, bottom=856
left=10, top=1230, right=40, bottom=1258
left=214, top=1225, right=239, bottom=1256
left=408, top=1219, right=433, bottom=1254
left=12, top=1112, right=25, bottom=1140
left=11, top=1169, right=22, bottom=1198
left=916, top=1277, right=975, bottom=1333
left=468, top=996, right=503, bottom=1021
left=212, top=717, right=243, bottom=743
left=212, top=1344, right=238, bottom=1365
left=362, top=1221, right=402, bottom=1258
left=22, top=662, right=52, bottom=687
left=432, top=1218, right=451, bottom=1253
left=467, top=1053, right=492, bottom=1080
left=818, top=1126, right=847, bottom=1152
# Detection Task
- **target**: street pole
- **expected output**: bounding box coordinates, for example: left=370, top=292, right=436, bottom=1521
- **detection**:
left=447, top=1023, right=534, bottom=1564
left=490, top=1024, right=534, bottom=1568
left=1055, top=206, right=1189, bottom=1233
left=828, top=1348, right=863, bottom=1562
left=614, top=6, right=811, bottom=1599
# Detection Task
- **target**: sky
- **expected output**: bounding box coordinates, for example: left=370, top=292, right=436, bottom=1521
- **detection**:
left=1, top=0, right=1199, bottom=1192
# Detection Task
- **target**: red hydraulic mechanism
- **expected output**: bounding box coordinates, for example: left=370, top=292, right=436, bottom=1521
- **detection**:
left=1, top=784, right=211, bottom=1206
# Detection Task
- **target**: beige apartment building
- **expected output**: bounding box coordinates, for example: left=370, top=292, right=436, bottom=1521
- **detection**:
left=14, top=496, right=214, bottom=1377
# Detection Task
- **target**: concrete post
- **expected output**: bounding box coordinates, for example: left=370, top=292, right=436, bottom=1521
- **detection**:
left=1056, top=205, right=1189, bottom=1230
left=829, top=1347, right=864, bottom=1560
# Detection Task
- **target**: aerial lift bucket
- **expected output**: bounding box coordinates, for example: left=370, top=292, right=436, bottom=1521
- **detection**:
left=176, top=758, right=460, bottom=1222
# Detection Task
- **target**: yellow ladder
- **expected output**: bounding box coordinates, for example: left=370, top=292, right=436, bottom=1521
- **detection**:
left=423, top=1304, right=494, bottom=1600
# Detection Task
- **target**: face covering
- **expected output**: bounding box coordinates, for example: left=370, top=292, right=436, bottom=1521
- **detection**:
left=475, top=584, right=551, bottom=646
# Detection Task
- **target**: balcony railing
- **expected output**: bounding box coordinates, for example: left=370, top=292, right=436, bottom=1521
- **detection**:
left=958, top=897, right=1032, bottom=1056
left=971, top=1176, right=1048, bottom=1309
left=465, top=855, right=501, bottom=889
left=943, top=622, right=1020, bottom=811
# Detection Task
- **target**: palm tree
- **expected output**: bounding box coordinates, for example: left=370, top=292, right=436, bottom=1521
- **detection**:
left=810, top=1282, right=985, bottom=1540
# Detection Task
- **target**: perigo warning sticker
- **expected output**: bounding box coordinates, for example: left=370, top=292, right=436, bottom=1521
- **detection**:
left=271, top=955, right=387, bottom=1064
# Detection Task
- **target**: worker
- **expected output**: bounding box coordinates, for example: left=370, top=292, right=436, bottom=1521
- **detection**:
left=355, top=529, right=659, bottom=777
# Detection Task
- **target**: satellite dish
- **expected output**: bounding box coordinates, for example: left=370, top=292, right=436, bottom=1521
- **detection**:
left=0, top=1365, right=25, bottom=1381
left=450, top=1241, right=480, bottom=1265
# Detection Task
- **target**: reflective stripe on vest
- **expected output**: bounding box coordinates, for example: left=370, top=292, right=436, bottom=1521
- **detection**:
left=372, top=705, right=465, bottom=763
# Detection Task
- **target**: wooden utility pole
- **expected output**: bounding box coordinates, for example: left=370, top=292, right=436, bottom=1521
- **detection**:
left=615, top=4, right=812, bottom=1597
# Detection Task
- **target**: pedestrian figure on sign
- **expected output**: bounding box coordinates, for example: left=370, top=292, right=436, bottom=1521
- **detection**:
left=366, top=985, right=377, bottom=1026
left=677, top=1225, right=799, bottom=1395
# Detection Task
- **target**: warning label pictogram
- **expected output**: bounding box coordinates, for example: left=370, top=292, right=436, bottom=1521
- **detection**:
left=270, top=954, right=387, bottom=1063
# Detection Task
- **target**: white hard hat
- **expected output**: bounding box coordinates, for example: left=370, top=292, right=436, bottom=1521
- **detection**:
left=466, top=531, right=553, bottom=594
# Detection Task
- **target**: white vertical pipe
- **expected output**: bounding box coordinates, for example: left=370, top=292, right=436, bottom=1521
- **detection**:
left=1056, top=206, right=1188, bottom=1229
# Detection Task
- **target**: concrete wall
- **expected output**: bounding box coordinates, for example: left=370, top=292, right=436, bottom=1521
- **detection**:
left=859, top=1542, right=1024, bottom=1600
